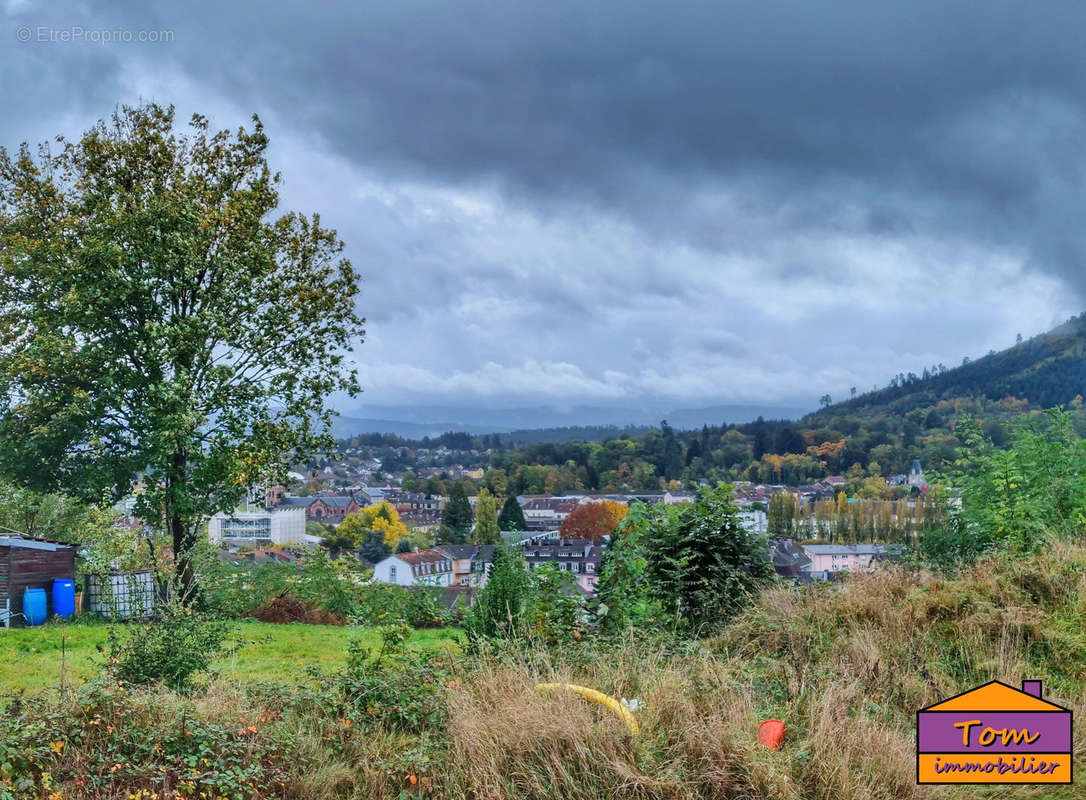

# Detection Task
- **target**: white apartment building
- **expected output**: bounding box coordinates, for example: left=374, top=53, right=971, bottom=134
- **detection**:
left=372, top=549, right=453, bottom=586
left=208, top=507, right=307, bottom=547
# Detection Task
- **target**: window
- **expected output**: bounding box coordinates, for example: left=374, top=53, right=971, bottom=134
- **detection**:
left=389, top=565, right=397, bottom=582
left=219, top=516, right=272, bottom=540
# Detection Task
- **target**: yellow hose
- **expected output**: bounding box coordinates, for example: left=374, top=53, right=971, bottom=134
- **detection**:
left=534, top=682, right=640, bottom=735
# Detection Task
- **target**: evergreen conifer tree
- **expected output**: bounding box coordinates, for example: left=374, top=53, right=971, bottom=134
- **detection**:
left=498, top=493, right=528, bottom=531
left=437, top=481, right=473, bottom=544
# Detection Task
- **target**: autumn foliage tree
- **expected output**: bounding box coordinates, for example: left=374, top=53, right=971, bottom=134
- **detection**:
left=473, top=488, right=500, bottom=544
left=338, top=501, right=409, bottom=549
left=559, top=500, right=628, bottom=539
left=0, top=104, right=365, bottom=601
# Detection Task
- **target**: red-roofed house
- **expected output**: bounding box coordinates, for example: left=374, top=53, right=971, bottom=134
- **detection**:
left=372, top=549, right=453, bottom=586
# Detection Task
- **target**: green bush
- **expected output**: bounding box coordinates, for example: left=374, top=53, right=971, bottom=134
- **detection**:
left=463, top=543, right=534, bottom=645
left=105, top=604, right=230, bottom=692
left=923, top=409, right=1086, bottom=568
left=0, top=680, right=289, bottom=799
left=340, top=623, right=451, bottom=734
left=525, top=562, right=585, bottom=644
left=599, top=485, right=773, bottom=634
left=596, top=501, right=666, bottom=632
left=199, top=548, right=370, bottom=620
left=352, top=582, right=450, bottom=628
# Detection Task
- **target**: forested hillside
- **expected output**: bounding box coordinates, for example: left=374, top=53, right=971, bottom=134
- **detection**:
left=336, top=315, right=1086, bottom=494
left=816, top=312, right=1086, bottom=418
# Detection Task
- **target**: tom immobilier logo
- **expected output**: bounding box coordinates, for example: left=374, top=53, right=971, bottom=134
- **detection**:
left=916, top=679, right=1072, bottom=784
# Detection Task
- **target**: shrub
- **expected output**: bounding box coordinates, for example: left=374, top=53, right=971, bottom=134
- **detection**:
left=924, top=409, right=1086, bottom=568
left=599, top=485, right=774, bottom=634
left=645, top=484, right=775, bottom=631
left=200, top=548, right=370, bottom=620
left=105, top=604, right=230, bottom=692
left=352, top=582, right=450, bottom=628
left=340, top=624, right=452, bottom=734
left=463, top=543, right=533, bottom=645
left=525, top=562, right=585, bottom=644
left=596, top=501, right=666, bottom=633
left=0, top=680, right=291, bottom=799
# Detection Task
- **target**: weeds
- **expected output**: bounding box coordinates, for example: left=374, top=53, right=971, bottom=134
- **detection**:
left=2, top=542, right=1084, bottom=799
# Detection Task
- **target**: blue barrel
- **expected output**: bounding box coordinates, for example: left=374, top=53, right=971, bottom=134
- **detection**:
left=23, top=588, right=47, bottom=626
left=52, top=579, right=75, bottom=620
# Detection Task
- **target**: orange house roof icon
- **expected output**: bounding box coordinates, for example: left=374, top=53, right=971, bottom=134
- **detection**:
left=922, top=680, right=1069, bottom=713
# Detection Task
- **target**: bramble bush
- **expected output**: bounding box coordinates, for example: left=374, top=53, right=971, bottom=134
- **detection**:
left=106, top=603, right=230, bottom=692
left=340, top=623, right=453, bottom=734
left=352, top=582, right=451, bottom=628
left=0, top=680, right=290, bottom=800
left=198, top=548, right=366, bottom=619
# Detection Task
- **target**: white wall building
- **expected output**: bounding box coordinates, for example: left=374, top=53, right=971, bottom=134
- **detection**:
left=208, top=507, right=307, bottom=547
left=739, top=509, right=768, bottom=533
left=372, top=549, right=453, bottom=587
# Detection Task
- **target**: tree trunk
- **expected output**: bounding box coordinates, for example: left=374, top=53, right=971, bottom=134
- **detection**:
left=169, top=447, right=196, bottom=605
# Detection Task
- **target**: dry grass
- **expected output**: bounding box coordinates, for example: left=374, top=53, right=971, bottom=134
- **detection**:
left=434, top=542, right=1086, bottom=800
left=9, top=543, right=1085, bottom=799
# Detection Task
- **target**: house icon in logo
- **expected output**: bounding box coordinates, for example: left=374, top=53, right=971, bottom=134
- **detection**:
left=917, top=680, right=1073, bottom=784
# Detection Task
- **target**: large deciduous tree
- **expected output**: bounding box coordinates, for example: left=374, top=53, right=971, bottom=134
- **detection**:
left=559, top=499, right=628, bottom=540
left=338, top=501, right=409, bottom=550
left=0, top=104, right=365, bottom=601
left=473, top=487, right=500, bottom=544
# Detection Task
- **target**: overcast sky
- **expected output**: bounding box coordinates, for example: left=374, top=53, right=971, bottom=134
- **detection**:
left=3, top=1, right=1084, bottom=419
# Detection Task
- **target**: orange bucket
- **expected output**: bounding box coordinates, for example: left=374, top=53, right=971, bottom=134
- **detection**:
left=758, top=719, right=786, bottom=749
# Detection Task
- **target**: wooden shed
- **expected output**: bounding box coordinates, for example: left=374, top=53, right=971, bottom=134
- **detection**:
left=0, top=535, right=78, bottom=627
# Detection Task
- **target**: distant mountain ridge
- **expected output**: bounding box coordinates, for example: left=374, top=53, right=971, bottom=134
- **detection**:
left=333, top=402, right=812, bottom=440
left=810, top=313, right=1086, bottom=420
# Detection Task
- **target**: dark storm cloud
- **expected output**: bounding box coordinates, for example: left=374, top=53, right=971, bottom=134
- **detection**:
left=2, top=0, right=1084, bottom=411
left=106, top=0, right=1086, bottom=291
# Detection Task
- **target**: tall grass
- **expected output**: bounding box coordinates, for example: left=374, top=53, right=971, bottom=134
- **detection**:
left=439, top=541, right=1085, bottom=800
left=3, top=542, right=1084, bottom=799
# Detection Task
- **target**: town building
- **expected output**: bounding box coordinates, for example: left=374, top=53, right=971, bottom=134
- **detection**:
left=908, top=460, right=928, bottom=490
left=276, top=494, right=360, bottom=523
left=520, top=497, right=578, bottom=530
left=372, top=549, right=453, bottom=586
left=768, top=538, right=811, bottom=578
left=522, top=538, right=605, bottom=594
left=393, top=492, right=445, bottom=524
left=356, top=487, right=387, bottom=505
left=800, top=543, right=892, bottom=580
left=437, top=544, right=495, bottom=587
left=208, top=507, right=307, bottom=547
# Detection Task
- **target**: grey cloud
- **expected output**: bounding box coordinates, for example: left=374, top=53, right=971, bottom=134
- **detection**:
left=1, top=0, right=1084, bottom=414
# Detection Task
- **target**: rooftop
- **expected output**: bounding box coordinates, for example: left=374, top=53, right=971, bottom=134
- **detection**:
left=801, top=544, right=889, bottom=555
left=0, top=535, right=76, bottom=551
left=396, top=549, right=452, bottom=567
